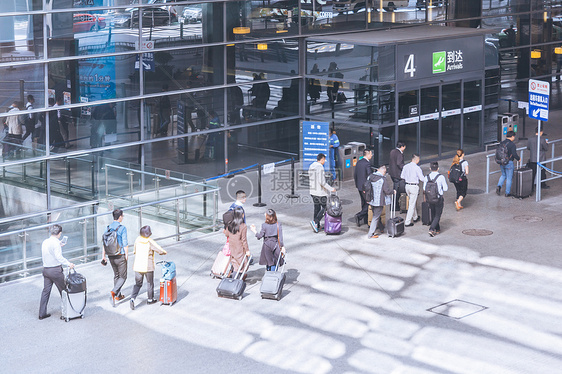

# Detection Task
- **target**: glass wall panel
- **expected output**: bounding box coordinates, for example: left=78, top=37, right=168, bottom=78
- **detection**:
left=463, top=80, right=482, bottom=153
left=0, top=13, right=43, bottom=60
left=230, top=40, right=299, bottom=82
left=441, top=82, right=461, bottom=157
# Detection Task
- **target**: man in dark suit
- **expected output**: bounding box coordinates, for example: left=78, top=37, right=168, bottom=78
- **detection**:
left=353, top=148, right=373, bottom=227
left=389, top=141, right=406, bottom=210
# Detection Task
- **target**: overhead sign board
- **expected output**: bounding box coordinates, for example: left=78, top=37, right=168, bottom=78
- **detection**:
left=528, top=79, right=549, bottom=122
left=397, top=36, right=484, bottom=82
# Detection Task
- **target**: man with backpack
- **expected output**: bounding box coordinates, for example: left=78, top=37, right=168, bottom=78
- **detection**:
left=424, top=162, right=448, bottom=237
left=102, top=209, right=129, bottom=307
left=367, top=165, right=394, bottom=239
left=495, top=131, right=520, bottom=197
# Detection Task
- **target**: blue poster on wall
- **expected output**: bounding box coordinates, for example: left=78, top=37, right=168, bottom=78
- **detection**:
left=300, top=120, right=330, bottom=170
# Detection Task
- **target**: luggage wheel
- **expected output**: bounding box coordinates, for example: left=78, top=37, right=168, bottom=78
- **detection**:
left=81, top=315, right=85, bottom=319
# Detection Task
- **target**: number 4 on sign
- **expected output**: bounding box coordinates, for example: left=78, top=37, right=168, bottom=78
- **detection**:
left=404, top=54, right=416, bottom=78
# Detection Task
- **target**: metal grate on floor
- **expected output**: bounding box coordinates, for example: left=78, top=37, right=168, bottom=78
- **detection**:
left=513, top=215, right=543, bottom=222
left=427, top=299, right=488, bottom=319
left=462, top=229, right=493, bottom=236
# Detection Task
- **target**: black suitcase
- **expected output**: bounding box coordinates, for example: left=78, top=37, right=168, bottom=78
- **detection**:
left=216, top=254, right=251, bottom=300
left=399, top=193, right=408, bottom=213
left=260, top=253, right=286, bottom=301
left=387, top=195, right=405, bottom=238
left=514, top=167, right=533, bottom=198
left=421, top=201, right=433, bottom=226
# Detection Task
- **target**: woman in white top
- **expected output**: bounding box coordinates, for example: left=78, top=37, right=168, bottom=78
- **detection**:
left=451, top=149, right=469, bottom=210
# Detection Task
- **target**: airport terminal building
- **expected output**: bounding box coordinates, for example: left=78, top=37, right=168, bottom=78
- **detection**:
left=0, top=0, right=560, bottom=279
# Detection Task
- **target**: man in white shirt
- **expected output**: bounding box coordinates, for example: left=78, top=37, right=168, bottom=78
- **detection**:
left=423, top=162, right=448, bottom=237
left=39, top=224, right=74, bottom=320
left=308, top=153, right=336, bottom=233
left=400, top=153, right=425, bottom=227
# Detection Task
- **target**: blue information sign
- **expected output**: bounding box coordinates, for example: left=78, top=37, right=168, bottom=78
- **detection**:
left=301, top=121, right=330, bottom=170
left=528, top=79, right=549, bottom=122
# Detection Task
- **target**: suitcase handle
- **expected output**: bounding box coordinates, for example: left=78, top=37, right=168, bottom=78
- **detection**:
left=274, top=251, right=286, bottom=273
left=233, top=254, right=252, bottom=280
left=390, top=191, right=397, bottom=219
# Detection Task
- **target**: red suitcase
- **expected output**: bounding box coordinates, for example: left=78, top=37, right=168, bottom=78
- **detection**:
left=160, top=277, right=177, bottom=305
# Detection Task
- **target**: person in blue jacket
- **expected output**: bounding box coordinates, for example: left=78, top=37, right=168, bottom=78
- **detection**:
left=329, top=129, right=340, bottom=181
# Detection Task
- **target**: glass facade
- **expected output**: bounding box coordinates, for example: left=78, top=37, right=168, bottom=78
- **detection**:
left=0, top=0, right=561, bottom=220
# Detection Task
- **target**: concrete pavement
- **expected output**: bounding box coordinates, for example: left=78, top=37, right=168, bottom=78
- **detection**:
left=3, top=114, right=562, bottom=373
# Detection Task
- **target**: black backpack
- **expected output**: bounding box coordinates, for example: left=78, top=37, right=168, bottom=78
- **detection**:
left=424, top=175, right=441, bottom=204
left=448, top=161, right=464, bottom=183
left=326, top=194, right=343, bottom=217
left=102, top=224, right=121, bottom=256
left=361, top=175, right=374, bottom=203
left=495, top=140, right=510, bottom=165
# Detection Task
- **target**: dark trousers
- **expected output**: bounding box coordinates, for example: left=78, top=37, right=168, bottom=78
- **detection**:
left=39, top=265, right=65, bottom=317
left=356, top=189, right=369, bottom=222
left=528, top=161, right=547, bottom=186
left=109, top=255, right=127, bottom=296
left=312, top=195, right=327, bottom=226
left=392, top=177, right=402, bottom=210
left=131, top=271, right=155, bottom=301
left=429, top=198, right=444, bottom=232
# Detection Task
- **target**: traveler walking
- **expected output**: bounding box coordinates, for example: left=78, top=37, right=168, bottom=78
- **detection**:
left=389, top=141, right=406, bottom=210
left=130, top=225, right=167, bottom=310
left=39, top=225, right=75, bottom=320
left=400, top=153, right=424, bottom=226
left=309, top=153, right=336, bottom=233
left=527, top=127, right=549, bottom=190
left=157, top=84, right=171, bottom=136
left=250, top=209, right=285, bottom=271
left=102, top=209, right=129, bottom=307
left=450, top=149, right=469, bottom=210
left=367, top=165, right=394, bottom=239
left=3, top=101, right=24, bottom=158
left=22, top=95, right=41, bottom=152
left=496, top=131, right=520, bottom=197
left=329, top=129, right=340, bottom=181
left=424, top=162, right=448, bottom=237
left=354, top=148, right=373, bottom=227
left=224, top=207, right=251, bottom=275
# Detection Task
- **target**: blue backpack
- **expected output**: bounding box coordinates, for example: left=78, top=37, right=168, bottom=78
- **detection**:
left=159, top=261, right=176, bottom=280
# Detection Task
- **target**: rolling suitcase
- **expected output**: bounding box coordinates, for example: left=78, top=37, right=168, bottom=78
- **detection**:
left=61, top=269, right=86, bottom=322
left=210, top=250, right=232, bottom=279
left=514, top=167, right=533, bottom=198
left=260, top=253, right=286, bottom=301
left=324, top=212, right=342, bottom=235
left=158, top=261, right=177, bottom=305
left=421, top=201, right=433, bottom=226
left=399, top=193, right=409, bottom=213
left=387, top=194, right=405, bottom=238
left=216, top=254, right=251, bottom=300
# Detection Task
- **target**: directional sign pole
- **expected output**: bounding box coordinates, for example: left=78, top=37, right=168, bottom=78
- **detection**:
left=536, top=120, right=541, bottom=202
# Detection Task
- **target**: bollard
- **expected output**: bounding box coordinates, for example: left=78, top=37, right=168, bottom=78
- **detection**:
left=286, top=157, right=299, bottom=199
left=253, top=164, right=266, bottom=207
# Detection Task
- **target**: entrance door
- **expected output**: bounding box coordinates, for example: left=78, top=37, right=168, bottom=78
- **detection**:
left=441, top=82, right=462, bottom=158
left=397, top=89, right=419, bottom=155
left=419, top=85, right=439, bottom=159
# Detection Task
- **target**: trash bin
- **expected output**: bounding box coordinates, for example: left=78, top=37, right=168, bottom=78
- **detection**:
left=498, top=113, right=519, bottom=141
left=338, top=144, right=354, bottom=181
left=347, top=141, right=366, bottom=180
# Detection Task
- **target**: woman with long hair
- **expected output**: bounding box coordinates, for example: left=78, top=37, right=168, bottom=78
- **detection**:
left=250, top=209, right=285, bottom=271
left=130, top=225, right=167, bottom=310
left=451, top=149, right=469, bottom=210
left=224, top=207, right=250, bottom=274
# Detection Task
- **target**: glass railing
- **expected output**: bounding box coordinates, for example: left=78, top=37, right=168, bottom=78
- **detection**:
left=0, top=168, right=220, bottom=283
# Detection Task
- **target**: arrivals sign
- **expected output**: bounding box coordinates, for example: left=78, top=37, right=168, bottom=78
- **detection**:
left=528, top=79, right=549, bottom=122
left=397, top=36, right=484, bottom=82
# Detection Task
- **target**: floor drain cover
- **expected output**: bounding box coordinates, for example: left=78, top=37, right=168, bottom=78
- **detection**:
left=340, top=199, right=353, bottom=205
left=467, top=188, right=485, bottom=195
left=428, top=299, right=488, bottom=319
left=462, top=229, right=493, bottom=236
left=513, top=215, right=543, bottom=223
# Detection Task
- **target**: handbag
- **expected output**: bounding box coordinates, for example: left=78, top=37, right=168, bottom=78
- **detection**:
left=222, top=238, right=230, bottom=256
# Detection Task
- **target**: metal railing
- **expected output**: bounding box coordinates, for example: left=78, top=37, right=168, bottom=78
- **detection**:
left=0, top=185, right=220, bottom=283
left=485, top=138, right=562, bottom=195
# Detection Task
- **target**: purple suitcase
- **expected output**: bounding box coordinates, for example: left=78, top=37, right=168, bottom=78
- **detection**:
left=324, top=212, right=342, bottom=235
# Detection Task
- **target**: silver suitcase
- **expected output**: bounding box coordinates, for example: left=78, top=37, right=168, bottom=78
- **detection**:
left=61, top=290, right=86, bottom=322
left=514, top=167, right=533, bottom=198
left=260, top=253, right=286, bottom=301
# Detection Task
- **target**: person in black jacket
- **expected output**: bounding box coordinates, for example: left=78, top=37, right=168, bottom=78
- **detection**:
left=496, top=131, right=520, bottom=197
left=389, top=141, right=406, bottom=210
left=353, top=148, right=373, bottom=227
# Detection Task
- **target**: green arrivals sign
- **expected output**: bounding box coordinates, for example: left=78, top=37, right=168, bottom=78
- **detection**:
left=432, top=51, right=446, bottom=74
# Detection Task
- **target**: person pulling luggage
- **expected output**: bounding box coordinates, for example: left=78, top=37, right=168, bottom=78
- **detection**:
left=367, top=165, right=395, bottom=239
left=130, top=225, right=167, bottom=310
left=224, top=207, right=251, bottom=277
left=250, top=209, right=285, bottom=271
